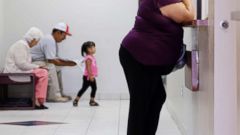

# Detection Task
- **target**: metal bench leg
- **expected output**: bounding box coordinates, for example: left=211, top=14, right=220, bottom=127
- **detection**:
left=0, top=85, right=8, bottom=104
left=3, top=85, right=8, bottom=103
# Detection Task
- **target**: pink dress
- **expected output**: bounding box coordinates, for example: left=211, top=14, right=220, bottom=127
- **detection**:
left=84, top=55, right=98, bottom=77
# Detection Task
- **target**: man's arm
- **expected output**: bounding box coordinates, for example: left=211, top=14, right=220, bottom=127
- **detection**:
left=48, top=59, right=76, bottom=66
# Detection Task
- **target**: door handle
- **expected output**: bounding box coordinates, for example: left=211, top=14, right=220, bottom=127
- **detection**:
left=231, top=11, right=240, bottom=21
left=220, top=20, right=230, bottom=29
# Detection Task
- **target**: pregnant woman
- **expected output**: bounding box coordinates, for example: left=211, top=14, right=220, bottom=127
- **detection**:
left=119, top=0, right=195, bottom=134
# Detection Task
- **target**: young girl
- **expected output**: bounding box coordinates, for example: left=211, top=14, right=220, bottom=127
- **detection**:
left=73, top=41, right=99, bottom=107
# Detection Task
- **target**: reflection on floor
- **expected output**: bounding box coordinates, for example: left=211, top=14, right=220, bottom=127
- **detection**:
left=0, top=100, right=181, bottom=135
left=0, top=121, right=66, bottom=126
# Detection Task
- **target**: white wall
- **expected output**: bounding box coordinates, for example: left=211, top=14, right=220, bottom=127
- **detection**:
left=166, top=1, right=214, bottom=134
left=0, top=0, right=5, bottom=66
left=2, top=0, right=138, bottom=99
left=237, top=13, right=240, bottom=135
left=202, top=0, right=209, bottom=19
left=237, top=1, right=240, bottom=132
left=166, top=24, right=214, bottom=135
left=214, top=0, right=238, bottom=134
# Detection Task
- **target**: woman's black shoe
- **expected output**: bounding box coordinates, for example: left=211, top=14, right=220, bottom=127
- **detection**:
left=73, top=99, right=78, bottom=107
left=35, top=105, right=43, bottom=110
left=41, top=105, right=48, bottom=109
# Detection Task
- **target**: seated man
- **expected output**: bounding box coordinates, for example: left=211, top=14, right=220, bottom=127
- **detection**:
left=31, top=23, right=76, bottom=102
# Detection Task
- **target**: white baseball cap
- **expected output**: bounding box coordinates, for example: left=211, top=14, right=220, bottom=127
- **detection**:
left=53, top=22, right=72, bottom=36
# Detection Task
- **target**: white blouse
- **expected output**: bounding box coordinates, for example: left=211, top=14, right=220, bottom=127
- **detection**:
left=4, top=40, right=39, bottom=73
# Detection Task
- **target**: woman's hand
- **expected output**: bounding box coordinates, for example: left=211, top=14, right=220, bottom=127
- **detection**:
left=182, top=0, right=194, bottom=11
left=39, top=66, right=49, bottom=71
left=160, top=0, right=195, bottom=23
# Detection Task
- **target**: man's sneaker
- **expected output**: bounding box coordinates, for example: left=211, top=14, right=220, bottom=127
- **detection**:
left=47, top=96, right=69, bottom=102
left=62, top=95, right=72, bottom=100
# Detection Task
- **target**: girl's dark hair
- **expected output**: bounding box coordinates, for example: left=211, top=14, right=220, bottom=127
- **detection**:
left=81, top=41, right=96, bottom=56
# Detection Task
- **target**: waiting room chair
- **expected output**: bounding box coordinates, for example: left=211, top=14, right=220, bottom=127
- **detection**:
left=0, top=67, right=36, bottom=110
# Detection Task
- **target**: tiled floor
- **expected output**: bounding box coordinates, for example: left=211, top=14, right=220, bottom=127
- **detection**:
left=0, top=100, right=181, bottom=135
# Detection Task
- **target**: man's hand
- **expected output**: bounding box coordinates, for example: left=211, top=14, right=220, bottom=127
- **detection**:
left=61, top=60, right=77, bottom=66
left=48, top=59, right=77, bottom=66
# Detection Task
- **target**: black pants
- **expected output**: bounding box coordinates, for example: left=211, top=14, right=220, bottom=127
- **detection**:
left=77, top=76, right=97, bottom=98
left=119, top=46, right=174, bottom=135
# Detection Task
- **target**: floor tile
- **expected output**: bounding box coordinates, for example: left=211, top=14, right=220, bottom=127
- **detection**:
left=0, top=100, right=181, bottom=135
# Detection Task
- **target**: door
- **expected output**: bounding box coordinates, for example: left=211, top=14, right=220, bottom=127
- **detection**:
left=214, top=0, right=239, bottom=135
left=231, top=2, right=240, bottom=134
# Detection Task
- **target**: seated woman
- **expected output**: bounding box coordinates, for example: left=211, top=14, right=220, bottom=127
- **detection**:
left=4, top=27, right=49, bottom=109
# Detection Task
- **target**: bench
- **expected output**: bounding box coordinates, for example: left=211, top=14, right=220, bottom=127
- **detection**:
left=0, top=68, right=36, bottom=110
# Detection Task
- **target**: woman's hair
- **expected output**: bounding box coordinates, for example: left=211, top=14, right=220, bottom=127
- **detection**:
left=81, top=41, right=96, bottom=56
left=24, top=27, right=43, bottom=42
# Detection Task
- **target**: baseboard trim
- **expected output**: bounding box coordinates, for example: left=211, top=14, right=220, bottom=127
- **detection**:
left=66, top=92, right=130, bottom=100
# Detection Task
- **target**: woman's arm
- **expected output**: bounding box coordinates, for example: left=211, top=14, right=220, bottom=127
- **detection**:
left=159, top=0, right=195, bottom=23
left=14, top=45, right=39, bottom=71
left=86, top=59, right=94, bottom=81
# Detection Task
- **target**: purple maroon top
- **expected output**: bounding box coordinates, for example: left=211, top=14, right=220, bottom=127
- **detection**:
left=121, top=0, right=183, bottom=66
